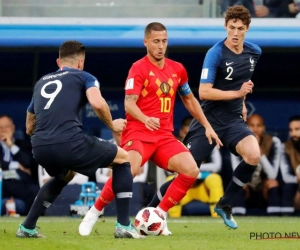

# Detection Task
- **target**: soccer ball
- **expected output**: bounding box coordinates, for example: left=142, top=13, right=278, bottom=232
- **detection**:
left=134, top=207, right=166, bottom=236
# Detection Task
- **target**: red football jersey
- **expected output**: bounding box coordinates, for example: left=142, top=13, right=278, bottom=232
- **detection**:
left=123, top=56, right=188, bottom=141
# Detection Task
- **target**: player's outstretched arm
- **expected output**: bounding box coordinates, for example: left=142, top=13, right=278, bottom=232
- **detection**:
left=180, top=93, right=222, bottom=149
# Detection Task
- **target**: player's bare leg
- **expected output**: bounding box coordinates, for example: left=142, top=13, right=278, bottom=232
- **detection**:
left=156, top=152, right=199, bottom=236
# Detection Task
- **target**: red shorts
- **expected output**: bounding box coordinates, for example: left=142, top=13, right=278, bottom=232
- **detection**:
left=121, top=132, right=189, bottom=170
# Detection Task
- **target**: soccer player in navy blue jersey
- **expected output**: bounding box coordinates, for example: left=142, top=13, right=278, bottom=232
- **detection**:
left=148, top=5, right=261, bottom=229
left=16, top=40, right=143, bottom=239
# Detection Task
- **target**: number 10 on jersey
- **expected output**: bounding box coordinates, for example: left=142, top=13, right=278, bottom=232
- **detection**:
left=159, top=97, right=171, bottom=113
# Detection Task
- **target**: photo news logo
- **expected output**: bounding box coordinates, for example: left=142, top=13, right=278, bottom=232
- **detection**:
left=250, top=232, right=300, bottom=240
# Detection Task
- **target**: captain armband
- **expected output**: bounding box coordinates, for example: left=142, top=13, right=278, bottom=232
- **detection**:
left=178, top=82, right=191, bottom=96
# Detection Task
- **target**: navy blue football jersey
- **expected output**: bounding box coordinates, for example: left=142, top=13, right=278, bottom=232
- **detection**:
left=199, top=39, right=261, bottom=126
left=27, top=67, right=99, bottom=146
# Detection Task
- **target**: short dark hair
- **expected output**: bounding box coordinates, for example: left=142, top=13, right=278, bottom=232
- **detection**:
left=225, top=5, right=251, bottom=27
left=59, top=40, right=85, bottom=59
left=0, top=114, right=13, bottom=121
left=144, top=22, right=167, bottom=37
left=289, top=115, right=300, bottom=123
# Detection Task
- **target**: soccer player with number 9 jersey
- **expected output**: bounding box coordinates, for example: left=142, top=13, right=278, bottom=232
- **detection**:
left=16, top=40, right=144, bottom=239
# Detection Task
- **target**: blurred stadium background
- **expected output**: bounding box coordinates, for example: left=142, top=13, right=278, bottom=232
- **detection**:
left=0, top=0, right=299, bottom=142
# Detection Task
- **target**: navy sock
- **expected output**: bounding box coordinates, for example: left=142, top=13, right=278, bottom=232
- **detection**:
left=22, top=177, right=68, bottom=229
left=231, top=189, right=246, bottom=208
left=147, top=178, right=174, bottom=207
left=112, top=162, right=133, bottom=226
left=220, top=161, right=256, bottom=205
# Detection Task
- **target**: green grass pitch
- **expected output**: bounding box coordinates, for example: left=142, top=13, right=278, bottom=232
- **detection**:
left=1, top=216, right=300, bottom=250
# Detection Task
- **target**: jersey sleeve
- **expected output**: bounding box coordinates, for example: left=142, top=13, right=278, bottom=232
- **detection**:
left=82, top=71, right=100, bottom=90
left=124, top=63, right=144, bottom=95
left=178, top=64, right=188, bottom=86
left=27, top=96, right=35, bottom=114
left=200, top=46, right=222, bottom=85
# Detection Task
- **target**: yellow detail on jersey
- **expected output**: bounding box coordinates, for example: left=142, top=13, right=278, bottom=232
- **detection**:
left=143, top=79, right=149, bottom=87
left=167, top=79, right=174, bottom=97
left=141, top=79, right=149, bottom=97
left=149, top=71, right=155, bottom=76
left=141, top=88, right=148, bottom=97
left=168, top=78, right=174, bottom=86
left=159, top=97, right=171, bottom=113
left=126, top=140, right=133, bottom=147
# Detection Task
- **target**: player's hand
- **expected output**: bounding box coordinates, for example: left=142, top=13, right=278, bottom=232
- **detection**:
left=0, top=132, right=14, bottom=148
left=205, top=127, right=223, bottom=149
left=112, top=118, right=127, bottom=133
left=144, top=117, right=160, bottom=131
left=238, top=80, right=254, bottom=97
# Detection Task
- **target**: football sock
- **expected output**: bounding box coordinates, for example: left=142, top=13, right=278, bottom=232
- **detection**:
left=112, top=162, right=133, bottom=226
left=220, top=160, right=256, bottom=205
left=94, top=177, right=115, bottom=211
left=158, top=174, right=196, bottom=212
left=22, top=177, right=68, bottom=229
left=147, top=178, right=174, bottom=207
left=231, top=189, right=246, bottom=215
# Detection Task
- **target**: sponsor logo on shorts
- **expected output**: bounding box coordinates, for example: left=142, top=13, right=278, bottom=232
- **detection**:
left=126, top=140, right=133, bottom=147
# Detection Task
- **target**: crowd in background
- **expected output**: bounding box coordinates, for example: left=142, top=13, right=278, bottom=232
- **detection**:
left=1, top=112, right=300, bottom=217
left=221, top=0, right=300, bottom=18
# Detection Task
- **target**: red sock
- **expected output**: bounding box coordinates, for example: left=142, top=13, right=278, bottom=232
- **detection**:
left=158, top=174, right=196, bottom=212
left=94, top=177, right=115, bottom=211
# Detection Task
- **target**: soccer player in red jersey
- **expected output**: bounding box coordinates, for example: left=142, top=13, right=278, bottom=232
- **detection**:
left=79, top=22, right=222, bottom=236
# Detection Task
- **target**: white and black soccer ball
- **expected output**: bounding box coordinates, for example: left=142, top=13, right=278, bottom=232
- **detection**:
left=134, top=207, right=166, bottom=236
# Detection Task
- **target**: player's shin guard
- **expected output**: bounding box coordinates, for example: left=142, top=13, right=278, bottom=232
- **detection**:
left=94, top=177, right=114, bottom=211
left=112, top=162, right=133, bottom=226
left=158, top=174, right=196, bottom=212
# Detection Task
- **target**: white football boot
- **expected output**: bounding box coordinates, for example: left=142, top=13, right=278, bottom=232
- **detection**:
left=161, top=219, right=172, bottom=236
left=79, top=206, right=104, bottom=236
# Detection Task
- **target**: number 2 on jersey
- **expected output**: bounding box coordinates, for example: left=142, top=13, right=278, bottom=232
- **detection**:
left=159, top=97, right=171, bottom=113
left=225, top=66, right=233, bottom=80
left=41, top=80, right=62, bottom=109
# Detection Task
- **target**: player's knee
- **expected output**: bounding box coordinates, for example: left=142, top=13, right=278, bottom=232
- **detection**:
left=244, top=151, right=260, bottom=166
left=131, top=164, right=141, bottom=177
left=114, top=147, right=129, bottom=164
left=185, top=165, right=199, bottom=178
